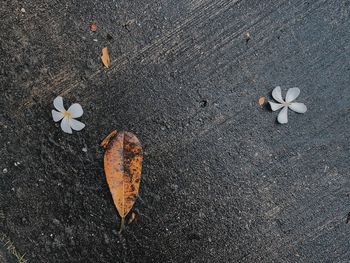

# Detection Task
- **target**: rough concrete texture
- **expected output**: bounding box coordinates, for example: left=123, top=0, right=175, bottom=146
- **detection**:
left=1, top=0, right=350, bottom=262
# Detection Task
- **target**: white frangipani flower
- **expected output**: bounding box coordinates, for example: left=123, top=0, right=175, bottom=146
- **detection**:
left=52, top=96, right=85, bottom=134
left=269, top=86, right=307, bottom=124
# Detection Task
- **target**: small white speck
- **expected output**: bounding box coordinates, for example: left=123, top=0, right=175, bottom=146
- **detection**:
left=14, top=162, right=20, bottom=166
left=82, top=147, right=87, bottom=152
left=324, top=165, right=329, bottom=173
left=50, top=233, right=53, bottom=237
left=20, top=8, right=26, bottom=13
left=3, top=168, right=8, bottom=173
left=93, top=39, right=98, bottom=42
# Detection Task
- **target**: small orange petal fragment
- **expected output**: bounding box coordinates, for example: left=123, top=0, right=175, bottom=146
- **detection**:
left=258, top=96, right=265, bottom=106
left=128, top=212, right=136, bottom=224
left=101, top=47, right=111, bottom=68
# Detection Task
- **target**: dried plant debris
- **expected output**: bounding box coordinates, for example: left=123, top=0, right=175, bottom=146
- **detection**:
left=101, top=131, right=143, bottom=232
left=90, top=22, right=97, bottom=32
left=128, top=212, right=136, bottom=224
left=0, top=232, right=27, bottom=263
left=101, top=47, right=111, bottom=68
left=258, top=96, right=265, bottom=106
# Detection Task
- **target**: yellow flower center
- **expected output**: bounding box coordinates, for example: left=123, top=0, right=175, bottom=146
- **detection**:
left=63, top=111, right=71, bottom=118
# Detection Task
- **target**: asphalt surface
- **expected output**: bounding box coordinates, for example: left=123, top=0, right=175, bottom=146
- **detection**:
left=1, top=0, right=350, bottom=262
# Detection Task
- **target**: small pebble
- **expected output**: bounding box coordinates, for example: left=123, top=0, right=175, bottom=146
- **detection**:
left=20, top=8, right=26, bottom=13
left=14, top=162, right=20, bottom=166
left=3, top=168, right=8, bottom=173
left=82, top=147, right=87, bottom=152
left=93, top=39, right=98, bottom=42
left=244, top=32, right=251, bottom=42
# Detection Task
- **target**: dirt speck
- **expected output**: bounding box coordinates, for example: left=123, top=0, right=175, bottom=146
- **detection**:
left=200, top=100, right=208, bottom=108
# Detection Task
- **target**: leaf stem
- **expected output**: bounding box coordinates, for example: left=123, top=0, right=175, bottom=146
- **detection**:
left=119, top=217, right=125, bottom=233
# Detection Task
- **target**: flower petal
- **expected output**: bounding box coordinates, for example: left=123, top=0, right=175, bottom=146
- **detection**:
left=52, top=110, right=64, bottom=122
left=289, top=102, right=307, bottom=113
left=269, top=101, right=284, bottom=111
left=70, top=119, right=85, bottom=131
left=285, top=87, right=300, bottom=103
left=60, top=117, right=72, bottom=134
left=68, top=103, right=83, bottom=118
left=277, top=106, right=288, bottom=124
left=53, top=96, right=65, bottom=112
left=272, top=86, right=284, bottom=103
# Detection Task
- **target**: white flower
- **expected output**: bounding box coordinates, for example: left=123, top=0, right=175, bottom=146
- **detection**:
left=51, top=96, right=85, bottom=134
left=269, top=86, right=307, bottom=124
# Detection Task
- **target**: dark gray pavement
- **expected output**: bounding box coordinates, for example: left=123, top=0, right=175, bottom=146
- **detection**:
left=1, top=0, right=350, bottom=262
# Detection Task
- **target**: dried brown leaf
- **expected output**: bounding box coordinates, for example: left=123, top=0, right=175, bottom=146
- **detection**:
left=101, top=131, right=143, bottom=233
